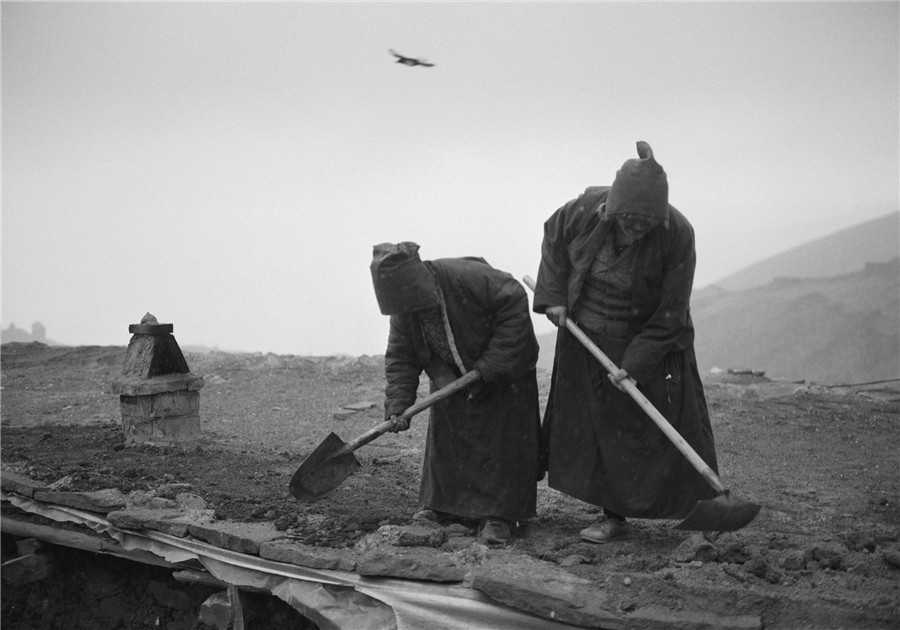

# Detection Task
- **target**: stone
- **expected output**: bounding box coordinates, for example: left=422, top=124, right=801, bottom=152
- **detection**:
left=673, top=534, right=719, bottom=563
left=471, top=563, right=623, bottom=629
left=332, top=408, right=359, bottom=420
left=1, top=471, right=48, bottom=498
left=119, top=331, right=190, bottom=379
left=356, top=549, right=466, bottom=582
left=128, top=323, right=174, bottom=335
left=187, top=521, right=281, bottom=556
left=112, top=373, right=205, bottom=397
left=119, top=391, right=200, bottom=419
left=33, top=488, right=126, bottom=513
left=107, top=508, right=194, bottom=538
left=199, top=592, right=233, bottom=630
left=122, top=413, right=201, bottom=444
left=397, top=524, right=446, bottom=548
left=260, top=540, right=356, bottom=571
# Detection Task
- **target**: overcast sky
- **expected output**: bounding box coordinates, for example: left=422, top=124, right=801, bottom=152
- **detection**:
left=3, top=1, right=898, bottom=356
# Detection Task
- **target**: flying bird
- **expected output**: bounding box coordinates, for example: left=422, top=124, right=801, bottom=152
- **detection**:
left=389, top=49, right=435, bottom=67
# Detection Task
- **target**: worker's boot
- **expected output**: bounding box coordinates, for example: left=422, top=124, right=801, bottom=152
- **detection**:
left=579, top=516, right=628, bottom=543
left=478, top=517, right=511, bottom=544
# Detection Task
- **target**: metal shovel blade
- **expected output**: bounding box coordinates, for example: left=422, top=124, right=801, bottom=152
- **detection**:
left=674, top=490, right=762, bottom=532
left=289, top=432, right=361, bottom=502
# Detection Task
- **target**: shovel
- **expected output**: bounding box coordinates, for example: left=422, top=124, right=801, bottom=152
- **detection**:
left=289, top=370, right=481, bottom=502
left=523, top=275, right=760, bottom=532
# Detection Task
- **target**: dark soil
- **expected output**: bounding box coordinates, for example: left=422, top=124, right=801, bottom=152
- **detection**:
left=2, top=341, right=900, bottom=628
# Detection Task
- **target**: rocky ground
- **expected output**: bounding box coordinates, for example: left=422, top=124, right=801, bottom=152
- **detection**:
left=1, top=341, right=899, bottom=629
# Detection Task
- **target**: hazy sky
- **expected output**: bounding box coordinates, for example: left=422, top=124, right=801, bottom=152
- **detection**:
left=3, top=1, right=898, bottom=356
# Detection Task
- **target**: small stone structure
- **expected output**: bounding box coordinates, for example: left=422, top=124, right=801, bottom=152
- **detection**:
left=111, top=313, right=204, bottom=445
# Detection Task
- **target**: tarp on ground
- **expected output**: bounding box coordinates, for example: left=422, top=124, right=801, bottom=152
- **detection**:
left=3, top=492, right=582, bottom=630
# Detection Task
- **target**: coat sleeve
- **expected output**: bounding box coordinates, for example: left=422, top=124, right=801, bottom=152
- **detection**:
left=533, top=201, right=575, bottom=314
left=534, top=188, right=607, bottom=314
left=468, top=271, right=539, bottom=384
left=383, top=315, right=423, bottom=419
left=620, top=221, right=696, bottom=385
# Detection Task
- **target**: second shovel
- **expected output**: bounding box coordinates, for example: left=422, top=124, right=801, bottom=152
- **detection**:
left=289, top=370, right=481, bottom=502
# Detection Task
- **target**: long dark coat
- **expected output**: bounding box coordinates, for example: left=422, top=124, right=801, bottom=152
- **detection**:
left=383, top=257, right=541, bottom=522
left=533, top=187, right=719, bottom=519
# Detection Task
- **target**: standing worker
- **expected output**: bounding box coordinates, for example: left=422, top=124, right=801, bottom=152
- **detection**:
left=532, top=142, right=719, bottom=543
left=371, top=242, right=542, bottom=543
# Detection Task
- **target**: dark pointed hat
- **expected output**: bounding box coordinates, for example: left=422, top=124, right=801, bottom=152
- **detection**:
left=606, top=141, right=669, bottom=220
left=370, top=242, right=439, bottom=315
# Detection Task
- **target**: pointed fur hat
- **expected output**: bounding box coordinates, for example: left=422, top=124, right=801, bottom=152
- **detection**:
left=606, top=141, right=669, bottom=220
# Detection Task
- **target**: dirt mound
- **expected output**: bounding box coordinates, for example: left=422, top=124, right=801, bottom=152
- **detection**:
left=2, top=342, right=899, bottom=628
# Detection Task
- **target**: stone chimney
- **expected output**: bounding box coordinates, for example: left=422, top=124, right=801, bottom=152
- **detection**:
left=111, top=313, right=204, bottom=445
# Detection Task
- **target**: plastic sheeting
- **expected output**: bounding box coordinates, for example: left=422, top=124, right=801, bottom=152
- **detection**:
left=3, top=493, right=581, bottom=630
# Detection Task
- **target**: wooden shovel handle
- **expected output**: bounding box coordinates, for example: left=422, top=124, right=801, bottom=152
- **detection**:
left=522, top=275, right=725, bottom=494
left=338, top=370, right=482, bottom=456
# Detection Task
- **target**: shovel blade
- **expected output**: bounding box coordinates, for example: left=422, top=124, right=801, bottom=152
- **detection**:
left=289, top=432, right=362, bottom=502
left=675, top=490, right=761, bottom=532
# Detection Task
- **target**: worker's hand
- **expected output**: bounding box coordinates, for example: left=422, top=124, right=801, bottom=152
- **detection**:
left=466, top=381, right=488, bottom=404
left=387, top=414, right=410, bottom=433
left=607, top=368, right=632, bottom=393
left=545, top=306, right=568, bottom=328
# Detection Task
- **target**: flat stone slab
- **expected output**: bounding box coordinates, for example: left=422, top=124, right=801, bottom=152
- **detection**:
left=356, top=549, right=466, bottom=583
left=112, top=373, right=205, bottom=396
left=128, top=323, right=174, bottom=335
left=33, top=488, right=127, bottom=513
left=1, top=471, right=49, bottom=498
left=471, top=562, right=624, bottom=629
left=107, top=508, right=196, bottom=538
left=260, top=539, right=356, bottom=572
left=397, top=524, right=446, bottom=548
left=186, top=521, right=281, bottom=555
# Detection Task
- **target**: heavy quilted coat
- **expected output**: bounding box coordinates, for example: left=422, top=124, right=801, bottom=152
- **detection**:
left=533, top=187, right=719, bottom=519
left=383, top=257, right=541, bottom=522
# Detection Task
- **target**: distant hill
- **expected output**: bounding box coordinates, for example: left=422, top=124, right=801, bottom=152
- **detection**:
left=691, top=258, right=899, bottom=383
left=708, top=212, right=898, bottom=292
